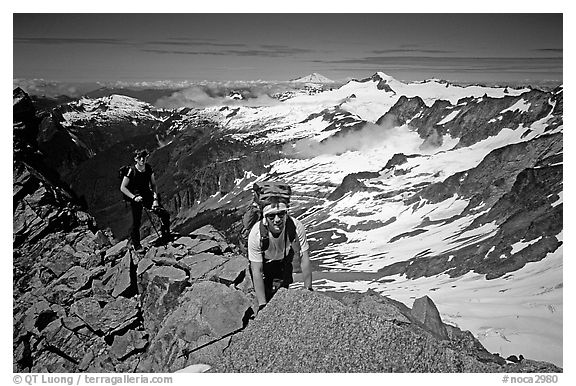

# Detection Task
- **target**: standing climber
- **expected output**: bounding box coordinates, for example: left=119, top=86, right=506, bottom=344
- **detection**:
left=246, top=182, right=312, bottom=311
left=120, top=149, right=171, bottom=251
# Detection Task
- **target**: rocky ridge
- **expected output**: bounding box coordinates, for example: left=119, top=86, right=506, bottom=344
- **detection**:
left=13, top=88, right=561, bottom=373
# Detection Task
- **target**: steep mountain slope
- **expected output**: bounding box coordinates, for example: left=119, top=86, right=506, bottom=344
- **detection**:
left=20, top=73, right=563, bottom=366
left=167, top=74, right=562, bottom=366
left=15, top=89, right=562, bottom=374
left=36, top=94, right=168, bottom=179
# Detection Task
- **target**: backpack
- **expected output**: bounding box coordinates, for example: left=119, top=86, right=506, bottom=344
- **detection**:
left=118, top=165, right=134, bottom=202
left=240, top=181, right=297, bottom=256
left=118, top=164, right=155, bottom=202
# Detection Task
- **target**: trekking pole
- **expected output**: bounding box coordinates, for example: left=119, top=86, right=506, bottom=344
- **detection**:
left=142, top=206, right=161, bottom=238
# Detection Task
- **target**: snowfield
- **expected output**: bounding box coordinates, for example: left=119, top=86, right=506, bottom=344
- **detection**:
left=203, top=73, right=563, bottom=366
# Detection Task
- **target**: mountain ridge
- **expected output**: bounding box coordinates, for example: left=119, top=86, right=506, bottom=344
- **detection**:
left=15, top=70, right=563, bottom=366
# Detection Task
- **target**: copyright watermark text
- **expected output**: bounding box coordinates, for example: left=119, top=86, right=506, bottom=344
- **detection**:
left=13, top=375, right=173, bottom=386
left=502, top=374, right=560, bottom=384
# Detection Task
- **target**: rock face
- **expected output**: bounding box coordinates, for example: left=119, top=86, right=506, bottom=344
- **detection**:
left=14, top=89, right=258, bottom=373
left=328, top=171, right=380, bottom=200
left=411, top=296, right=449, bottom=340
left=14, top=221, right=256, bottom=373
left=215, top=289, right=561, bottom=373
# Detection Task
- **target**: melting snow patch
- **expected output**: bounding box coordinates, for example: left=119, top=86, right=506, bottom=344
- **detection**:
left=550, top=192, right=562, bottom=208
left=511, top=237, right=543, bottom=255
left=484, top=246, right=496, bottom=259
left=436, top=110, right=460, bottom=125
left=501, top=99, right=531, bottom=114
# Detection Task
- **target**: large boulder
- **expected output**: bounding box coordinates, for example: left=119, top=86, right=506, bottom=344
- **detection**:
left=138, top=281, right=252, bottom=372
left=139, top=265, right=189, bottom=336
left=411, top=295, right=449, bottom=340
left=215, top=289, right=499, bottom=372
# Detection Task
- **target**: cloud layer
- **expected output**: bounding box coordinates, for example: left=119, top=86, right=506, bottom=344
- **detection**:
left=284, top=115, right=424, bottom=159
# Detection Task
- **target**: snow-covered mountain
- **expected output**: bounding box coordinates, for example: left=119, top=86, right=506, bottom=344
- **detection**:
left=27, top=72, right=563, bottom=367
left=58, top=94, right=161, bottom=127
left=290, top=72, right=335, bottom=83
left=169, top=73, right=562, bottom=366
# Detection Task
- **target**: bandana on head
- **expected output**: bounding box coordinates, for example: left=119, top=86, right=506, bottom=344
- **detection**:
left=262, top=202, right=288, bottom=217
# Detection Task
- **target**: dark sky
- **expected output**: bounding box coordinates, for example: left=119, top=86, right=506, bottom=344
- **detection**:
left=13, top=13, right=563, bottom=84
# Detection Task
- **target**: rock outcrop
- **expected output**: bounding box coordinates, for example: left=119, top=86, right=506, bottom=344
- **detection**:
left=215, top=289, right=560, bottom=372
left=13, top=89, right=256, bottom=373
left=14, top=223, right=256, bottom=373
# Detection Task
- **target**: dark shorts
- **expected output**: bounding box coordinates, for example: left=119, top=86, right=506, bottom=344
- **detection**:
left=262, top=250, right=294, bottom=301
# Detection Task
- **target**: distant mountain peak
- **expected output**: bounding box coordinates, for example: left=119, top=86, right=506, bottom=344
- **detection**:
left=373, top=72, right=398, bottom=82
left=290, top=73, right=334, bottom=83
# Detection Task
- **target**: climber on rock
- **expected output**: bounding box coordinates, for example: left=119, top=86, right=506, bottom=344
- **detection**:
left=246, top=182, right=312, bottom=311
left=120, top=149, right=171, bottom=252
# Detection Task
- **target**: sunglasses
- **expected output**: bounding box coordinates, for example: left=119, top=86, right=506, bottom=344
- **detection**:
left=265, top=211, right=287, bottom=220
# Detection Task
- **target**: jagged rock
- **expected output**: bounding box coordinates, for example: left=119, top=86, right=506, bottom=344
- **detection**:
left=146, top=247, right=180, bottom=266
left=70, top=297, right=139, bottom=335
left=153, top=244, right=188, bottom=259
left=180, top=253, right=227, bottom=281
left=43, top=284, right=76, bottom=305
left=138, top=281, right=252, bottom=372
left=110, top=330, right=149, bottom=360
left=328, top=172, right=380, bottom=201
left=53, top=265, right=92, bottom=291
left=13, top=87, right=40, bottom=146
left=214, top=256, right=248, bottom=285
left=235, top=267, right=255, bottom=293
left=80, top=251, right=104, bottom=269
left=140, top=266, right=189, bottom=336
left=111, top=250, right=136, bottom=298
left=94, top=229, right=113, bottom=248
left=382, top=153, right=410, bottom=170
left=86, top=353, right=117, bottom=372
left=444, top=324, right=503, bottom=364
left=505, top=359, right=561, bottom=373
left=191, top=224, right=228, bottom=245
left=62, top=315, right=85, bottom=331
left=173, top=236, right=197, bottom=249
left=30, top=350, right=76, bottom=372
left=146, top=265, right=188, bottom=281
left=172, top=236, right=223, bottom=254
left=190, top=225, right=232, bottom=253
left=411, top=296, right=449, bottom=340
left=104, top=240, right=128, bottom=262
left=91, top=279, right=114, bottom=302
left=69, top=298, right=103, bottom=332
left=74, top=231, right=99, bottom=254
left=507, top=355, right=520, bottom=363
left=41, top=246, right=77, bottom=277
left=41, top=318, right=93, bottom=363
left=78, top=350, right=95, bottom=371
left=20, top=299, right=59, bottom=336
left=137, top=257, right=155, bottom=275
left=191, top=239, right=223, bottom=254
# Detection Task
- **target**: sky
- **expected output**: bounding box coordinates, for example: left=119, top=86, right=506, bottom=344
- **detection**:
left=12, top=12, right=563, bottom=86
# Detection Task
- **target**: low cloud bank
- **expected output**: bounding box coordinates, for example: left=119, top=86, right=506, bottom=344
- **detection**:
left=154, top=83, right=289, bottom=109
left=284, top=115, right=423, bottom=158
left=13, top=79, right=101, bottom=98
